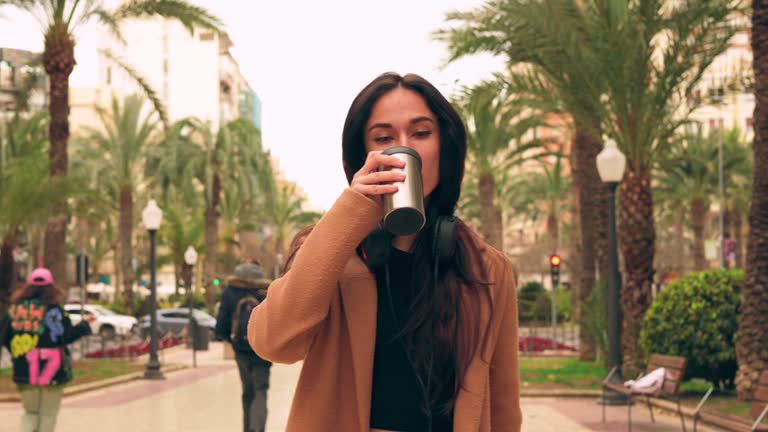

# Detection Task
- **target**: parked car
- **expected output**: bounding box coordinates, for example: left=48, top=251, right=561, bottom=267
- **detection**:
left=64, top=304, right=138, bottom=339
left=138, top=308, right=217, bottom=339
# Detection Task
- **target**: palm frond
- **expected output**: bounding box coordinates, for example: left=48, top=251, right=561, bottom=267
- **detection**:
left=112, top=0, right=222, bottom=34
left=100, top=49, right=168, bottom=129
left=81, top=6, right=126, bottom=43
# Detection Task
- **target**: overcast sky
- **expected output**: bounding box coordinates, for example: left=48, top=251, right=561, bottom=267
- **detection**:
left=0, top=1, right=504, bottom=211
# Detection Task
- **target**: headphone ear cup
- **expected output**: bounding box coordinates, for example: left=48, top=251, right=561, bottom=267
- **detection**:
left=434, top=216, right=457, bottom=265
left=361, top=225, right=392, bottom=269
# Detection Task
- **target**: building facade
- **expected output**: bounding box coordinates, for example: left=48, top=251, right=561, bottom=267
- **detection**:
left=0, top=48, right=47, bottom=116
left=90, top=17, right=258, bottom=132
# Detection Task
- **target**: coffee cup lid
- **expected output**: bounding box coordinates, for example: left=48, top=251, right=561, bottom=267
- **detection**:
left=381, top=146, right=422, bottom=165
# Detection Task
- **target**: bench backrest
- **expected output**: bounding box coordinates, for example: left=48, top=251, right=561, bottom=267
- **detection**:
left=753, top=370, right=768, bottom=419
left=647, top=354, right=687, bottom=395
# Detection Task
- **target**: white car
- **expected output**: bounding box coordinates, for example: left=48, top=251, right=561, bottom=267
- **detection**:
left=64, top=304, right=138, bottom=339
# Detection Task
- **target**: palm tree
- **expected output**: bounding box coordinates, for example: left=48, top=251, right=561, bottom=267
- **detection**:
left=453, top=80, right=548, bottom=250
left=736, top=0, right=768, bottom=400
left=655, top=131, right=720, bottom=270
left=657, top=128, right=752, bottom=271
left=435, top=1, right=611, bottom=362
left=583, top=0, right=739, bottom=373
left=438, top=0, right=740, bottom=371
left=77, top=94, right=160, bottom=313
left=511, top=153, right=570, bottom=245
left=0, top=0, right=221, bottom=284
left=262, top=182, right=323, bottom=258
left=719, top=128, right=753, bottom=269
left=165, top=118, right=273, bottom=311
left=0, top=112, right=70, bottom=315
left=158, top=204, right=204, bottom=296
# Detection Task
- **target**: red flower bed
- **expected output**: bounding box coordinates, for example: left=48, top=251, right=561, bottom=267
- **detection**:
left=518, top=336, right=576, bottom=352
left=84, top=337, right=185, bottom=359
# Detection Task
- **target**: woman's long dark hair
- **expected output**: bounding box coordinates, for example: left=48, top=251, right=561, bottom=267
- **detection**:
left=342, top=72, right=494, bottom=414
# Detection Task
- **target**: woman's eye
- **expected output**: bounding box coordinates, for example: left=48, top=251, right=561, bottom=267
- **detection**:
left=374, top=136, right=393, bottom=143
left=414, top=131, right=432, bottom=138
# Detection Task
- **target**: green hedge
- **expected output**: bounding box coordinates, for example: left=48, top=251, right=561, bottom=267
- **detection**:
left=640, top=269, right=742, bottom=388
left=518, top=281, right=570, bottom=324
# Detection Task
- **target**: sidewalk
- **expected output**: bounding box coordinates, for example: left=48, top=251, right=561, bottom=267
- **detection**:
left=0, top=342, right=725, bottom=431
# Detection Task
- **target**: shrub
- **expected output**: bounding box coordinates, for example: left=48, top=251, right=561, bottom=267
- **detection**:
left=518, top=281, right=569, bottom=324
left=640, top=269, right=743, bottom=388
left=518, top=281, right=546, bottom=323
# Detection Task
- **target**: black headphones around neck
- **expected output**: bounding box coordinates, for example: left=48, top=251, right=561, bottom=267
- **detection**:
left=359, top=215, right=457, bottom=270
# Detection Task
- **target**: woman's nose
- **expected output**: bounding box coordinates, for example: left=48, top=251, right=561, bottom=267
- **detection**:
left=398, top=132, right=416, bottom=149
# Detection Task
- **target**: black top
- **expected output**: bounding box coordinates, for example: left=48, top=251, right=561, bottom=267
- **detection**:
left=370, top=248, right=454, bottom=432
left=1, top=300, right=91, bottom=386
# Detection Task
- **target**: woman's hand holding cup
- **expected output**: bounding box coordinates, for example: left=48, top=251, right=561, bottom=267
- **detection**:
left=350, top=151, right=406, bottom=208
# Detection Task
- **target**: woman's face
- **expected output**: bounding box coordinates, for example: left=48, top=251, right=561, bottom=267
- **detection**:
left=364, top=86, right=441, bottom=199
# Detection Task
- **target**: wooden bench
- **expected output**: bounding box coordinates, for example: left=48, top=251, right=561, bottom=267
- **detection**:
left=693, top=370, right=768, bottom=432
left=602, top=354, right=688, bottom=431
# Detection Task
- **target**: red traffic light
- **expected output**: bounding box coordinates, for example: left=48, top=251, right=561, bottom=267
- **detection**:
left=550, top=254, right=562, bottom=267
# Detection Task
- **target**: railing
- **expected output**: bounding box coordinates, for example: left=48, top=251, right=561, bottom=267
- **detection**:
left=518, top=324, right=580, bottom=355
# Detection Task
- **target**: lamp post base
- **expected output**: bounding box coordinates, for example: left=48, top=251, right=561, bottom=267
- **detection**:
left=143, top=362, right=165, bottom=380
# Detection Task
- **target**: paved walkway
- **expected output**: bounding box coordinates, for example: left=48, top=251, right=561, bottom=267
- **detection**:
left=0, top=343, right=723, bottom=431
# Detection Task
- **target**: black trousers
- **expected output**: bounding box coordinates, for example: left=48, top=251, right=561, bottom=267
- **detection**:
left=235, top=352, right=271, bottom=432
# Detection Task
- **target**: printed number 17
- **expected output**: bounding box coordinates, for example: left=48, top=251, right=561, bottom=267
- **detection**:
left=25, top=348, right=62, bottom=386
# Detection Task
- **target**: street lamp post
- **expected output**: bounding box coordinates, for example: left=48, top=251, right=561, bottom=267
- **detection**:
left=142, top=200, right=164, bottom=380
left=597, top=139, right=627, bottom=404
left=184, top=245, right=198, bottom=368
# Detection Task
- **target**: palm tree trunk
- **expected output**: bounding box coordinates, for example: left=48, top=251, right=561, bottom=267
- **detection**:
left=569, top=175, right=583, bottom=326
left=573, top=123, right=603, bottom=361
left=478, top=173, right=501, bottom=250
left=174, top=260, right=181, bottom=296
left=119, top=188, right=134, bottom=314
left=113, top=242, right=122, bottom=304
left=674, top=208, right=686, bottom=273
left=690, top=198, right=708, bottom=271
left=181, top=262, right=193, bottom=295
left=619, top=165, right=656, bottom=376
left=733, top=211, right=745, bottom=269
left=204, top=174, right=222, bottom=313
left=736, top=0, right=768, bottom=400
left=42, top=24, right=75, bottom=286
left=546, top=212, right=558, bottom=245
left=723, top=207, right=733, bottom=269
left=0, top=234, right=17, bottom=320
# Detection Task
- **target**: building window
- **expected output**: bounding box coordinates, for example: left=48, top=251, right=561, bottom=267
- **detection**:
left=106, top=67, right=112, bottom=85
left=163, top=59, right=168, bottom=75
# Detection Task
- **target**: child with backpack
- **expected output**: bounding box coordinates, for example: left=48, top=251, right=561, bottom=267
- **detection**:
left=215, top=260, right=272, bottom=432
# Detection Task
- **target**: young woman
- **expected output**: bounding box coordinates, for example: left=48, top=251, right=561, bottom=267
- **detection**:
left=1, top=267, right=94, bottom=432
left=249, top=72, right=521, bottom=432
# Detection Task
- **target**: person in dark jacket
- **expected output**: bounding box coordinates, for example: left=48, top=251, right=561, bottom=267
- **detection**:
left=0, top=267, right=93, bottom=432
left=216, top=260, right=272, bottom=432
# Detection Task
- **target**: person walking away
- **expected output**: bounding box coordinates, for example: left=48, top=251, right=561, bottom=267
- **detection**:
left=216, top=261, right=272, bottom=432
left=0, top=267, right=93, bottom=432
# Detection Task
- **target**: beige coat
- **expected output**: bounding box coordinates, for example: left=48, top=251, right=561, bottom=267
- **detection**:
left=248, top=189, right=522, bottom=431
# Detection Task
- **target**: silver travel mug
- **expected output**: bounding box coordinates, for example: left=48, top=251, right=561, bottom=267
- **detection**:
left=381, top=146, right=426, bottom=236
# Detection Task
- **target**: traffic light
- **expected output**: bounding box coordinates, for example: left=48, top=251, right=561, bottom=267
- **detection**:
left=550, top=254, right=562, bottom=287
left=213, top=277, right=221, bottom=287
